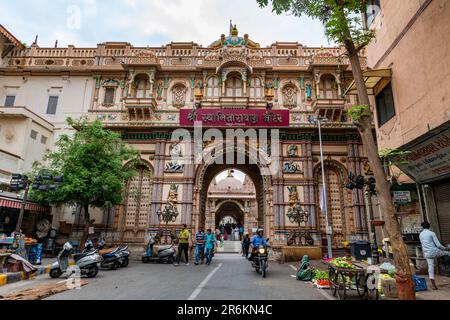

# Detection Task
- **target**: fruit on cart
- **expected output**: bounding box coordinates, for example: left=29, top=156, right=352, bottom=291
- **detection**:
left=330, top=257, right=357, bottom=270
left=24, top=238, right=38, bottom=245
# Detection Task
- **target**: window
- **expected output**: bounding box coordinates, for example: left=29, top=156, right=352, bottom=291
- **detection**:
left=4, top=96, right=16, bottom=107
left=104, top=87, right=115, bottom=104
left=206, top=77, right=220, bottom=97
left=320, top=75, right=338, bottom=99
left=249, top=77, right=262, bottom=98
left=365, top=0, right=381, bottom=28
left=30, top=130, right=38, bottom=140
left=41, top=135, right=48, bottom=144
left=376, top=83, right=396, bottom=126
left=134, top=75, right=149, bottom=99
left=225, top=76, right=243, bottom=97
left=46, top=96, right=59, bottom=115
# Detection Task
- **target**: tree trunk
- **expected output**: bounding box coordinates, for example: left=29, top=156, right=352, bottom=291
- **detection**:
left=347, top=52, right=416, bottom=300
left=80, top=204, right=91, bottom=251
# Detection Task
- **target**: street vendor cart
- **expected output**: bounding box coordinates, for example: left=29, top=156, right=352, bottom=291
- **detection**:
left=323, top=259, right=380, bottom=300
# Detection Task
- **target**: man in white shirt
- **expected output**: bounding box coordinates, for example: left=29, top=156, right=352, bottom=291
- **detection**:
left=419, top=222, right=450, bottom=290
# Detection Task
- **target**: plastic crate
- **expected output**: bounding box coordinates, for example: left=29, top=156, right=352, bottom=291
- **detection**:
left=413, top=275, right=428, bottom=292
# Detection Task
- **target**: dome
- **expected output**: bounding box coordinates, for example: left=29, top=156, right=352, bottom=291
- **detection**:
left=215, top=170, right=244, bottom=191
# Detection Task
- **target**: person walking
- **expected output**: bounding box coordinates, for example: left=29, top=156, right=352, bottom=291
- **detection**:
left=205, top=229, right=216, bottom=266
left=419, top=222, right=450, bottom=290
left=195, top=227, right=206, bottom=266
left=175, top=224, right=190, bottom=267
left=215, top=228, right=221, bottom=247
left=242, top=234, right=251, bottom=258
left=234, top=226, right=240, bottom=241
left=239, top=226, right=244, bottom=239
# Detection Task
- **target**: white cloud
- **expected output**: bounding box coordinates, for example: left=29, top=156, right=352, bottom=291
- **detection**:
left=0, top=0, right=331, bottom=47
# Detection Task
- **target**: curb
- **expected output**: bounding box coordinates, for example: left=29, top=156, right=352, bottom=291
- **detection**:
left=0, top=265, right=50, bottom=287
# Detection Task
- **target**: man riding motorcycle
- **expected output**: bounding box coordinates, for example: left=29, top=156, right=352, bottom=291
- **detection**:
left=249, top=228, right=268, bottom=261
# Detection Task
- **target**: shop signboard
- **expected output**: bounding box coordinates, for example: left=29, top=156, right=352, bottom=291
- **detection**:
left=394, top=127, right=450, bottom=183
left=180, top=109, right=290, bottom=128
left=393, top=191, right=412, bottom=204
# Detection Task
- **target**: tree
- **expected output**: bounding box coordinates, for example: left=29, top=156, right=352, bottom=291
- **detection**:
left=257, top=0, right=415, bottom=299
left=32, top=118, right=140, bottom=249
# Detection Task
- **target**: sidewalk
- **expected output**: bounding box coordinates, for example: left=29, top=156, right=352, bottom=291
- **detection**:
left=0, top=258, right=54, bottom=288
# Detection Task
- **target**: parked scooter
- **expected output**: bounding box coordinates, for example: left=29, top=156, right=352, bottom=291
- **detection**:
left=49, top=242, right=102, bottom=279
left=97, top=239, right=131, bottom=268
left=98, top=240, right=125, bottom=270
left=142, top=237, right=176, bottom=264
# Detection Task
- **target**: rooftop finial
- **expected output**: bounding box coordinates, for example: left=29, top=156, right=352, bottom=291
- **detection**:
left=229, top=20, right=233, bottom=37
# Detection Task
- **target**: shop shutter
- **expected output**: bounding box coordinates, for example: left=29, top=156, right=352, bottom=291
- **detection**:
left=434, top=180, right=450, bottom=244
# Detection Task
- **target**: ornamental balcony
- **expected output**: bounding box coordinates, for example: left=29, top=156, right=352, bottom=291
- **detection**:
left=123, top=96, right=157, bottom=121
left=219, top=96, right=249, bottom=109
left=312, top=98, right=350, bottom=124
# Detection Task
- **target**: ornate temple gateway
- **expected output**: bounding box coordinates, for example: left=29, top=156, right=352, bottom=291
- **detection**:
left=0, top=25, right=373, bottom=250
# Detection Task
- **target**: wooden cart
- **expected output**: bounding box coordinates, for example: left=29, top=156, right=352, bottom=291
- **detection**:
left=323, top=260, right=380, bottom=300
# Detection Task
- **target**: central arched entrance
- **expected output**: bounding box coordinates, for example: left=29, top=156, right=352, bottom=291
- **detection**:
left=215, top=202, right=245, bottom=229
left=193, top=143, right=273, bottom=239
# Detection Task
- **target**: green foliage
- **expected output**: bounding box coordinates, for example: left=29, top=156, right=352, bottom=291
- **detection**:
left=30, top=118, right=140, bottom=209
left=256, top=0, right=375, bottom=52
left=379, top=148, right=411, bottom=166
left=347, top=104, right=370, bottom=121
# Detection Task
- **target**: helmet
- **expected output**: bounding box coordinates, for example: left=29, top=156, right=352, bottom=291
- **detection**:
left=63, top=242, right=73, bottom=251
left=257, top=228, right=264, bottom=234
left=85, top=240, right=93, bottom=250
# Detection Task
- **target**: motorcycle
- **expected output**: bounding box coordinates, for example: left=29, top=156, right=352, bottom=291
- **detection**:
left=49, top=242, right=102, bottom=279
left=251, top=242, right=270, bottom=278
left=142, top=237, right=176, bottom=264
left=97, top=240, right=126, bottom=270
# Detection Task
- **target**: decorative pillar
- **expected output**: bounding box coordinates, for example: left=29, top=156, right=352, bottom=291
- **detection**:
left=221, top=71, right=227, bottom=96
left=242, top=69, right=248, bottom=96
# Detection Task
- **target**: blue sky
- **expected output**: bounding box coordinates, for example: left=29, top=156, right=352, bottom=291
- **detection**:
left=0, top=0, right=331, bottom=48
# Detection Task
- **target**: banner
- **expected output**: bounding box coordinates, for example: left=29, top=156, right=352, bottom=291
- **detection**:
left=180, top=109, right=290, bottom=128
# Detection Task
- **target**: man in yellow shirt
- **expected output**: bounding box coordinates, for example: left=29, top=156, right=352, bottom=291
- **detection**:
left=175, top=224, right=190, bottom=266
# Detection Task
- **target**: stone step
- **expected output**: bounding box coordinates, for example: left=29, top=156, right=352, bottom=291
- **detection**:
left=217, top=241, right=242, bottom=253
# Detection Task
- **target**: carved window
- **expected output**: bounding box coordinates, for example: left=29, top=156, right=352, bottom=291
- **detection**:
left=103, top=87, right=116, bottom=105
left=249, top=77, right=262, bottom=98
left=226, top=76, right=243, bottom=97
left=282, top=85, right=298, bottom=109
left=134, top=74, right=149, bottom=98
left=320, top=75, right=338, bottom=99
left=172, top=85, right=187, bottom=108
left=207, top=77, right=220, bottom=97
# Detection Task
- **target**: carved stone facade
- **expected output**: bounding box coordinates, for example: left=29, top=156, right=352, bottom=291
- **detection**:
left=0, top=25, right=372, bottom=249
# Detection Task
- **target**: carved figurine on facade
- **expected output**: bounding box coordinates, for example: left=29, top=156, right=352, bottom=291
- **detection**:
left=170, top=142, right=182, bottom=158
left=165, top=161, right=184, bottom=173
left=172, top=85, right=187, bottom=108
left=167, top=184, right=179, bottom=208
left=287, top=145, right=299, bottom=157
left=282, top=85, right=298, bottom=109
left=283, top=161, right=303, bottom=174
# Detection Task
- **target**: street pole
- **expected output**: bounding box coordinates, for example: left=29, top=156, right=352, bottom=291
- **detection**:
left=15, top=181, right=30, bottom=233
left=317, top=119, right=333, bottom=259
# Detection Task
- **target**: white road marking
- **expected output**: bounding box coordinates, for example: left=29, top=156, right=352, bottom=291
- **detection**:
left=290, top=265, right=297, bottom=271
left=188, top=263, right=223, bottom=301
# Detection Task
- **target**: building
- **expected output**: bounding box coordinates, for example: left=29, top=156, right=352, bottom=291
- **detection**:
left=0, top=24, right=376, bottom=250
left=206, top=170, right=257, bottom=233
left=357, top=1, right=450, bottom=252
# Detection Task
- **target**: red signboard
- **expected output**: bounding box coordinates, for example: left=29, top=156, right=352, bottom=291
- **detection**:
left=180, top=109, right=290, bottom=128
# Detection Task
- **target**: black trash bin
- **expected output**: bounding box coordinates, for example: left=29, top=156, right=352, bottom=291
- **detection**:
left=350, top=241, right=372, bottom=261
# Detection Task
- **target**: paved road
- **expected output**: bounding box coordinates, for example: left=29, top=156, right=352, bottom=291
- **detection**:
left=45, top=254, right=330, bottom=300
left=0, top=254, right=333, bottom=300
